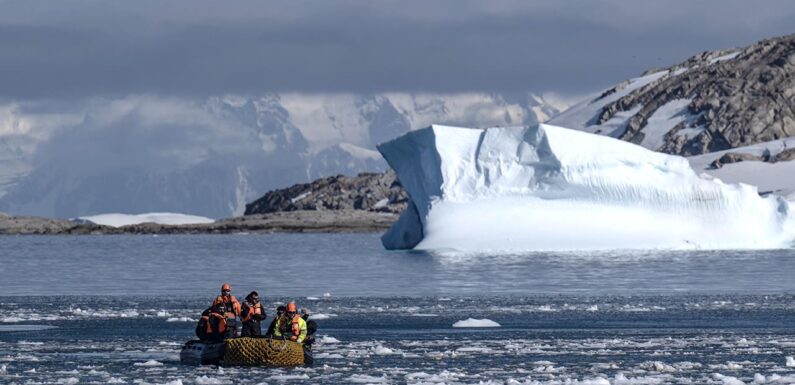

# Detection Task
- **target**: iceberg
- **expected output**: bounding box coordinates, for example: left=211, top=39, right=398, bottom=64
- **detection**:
left=452, top=318, right=501, bottom=328
left=377, top=124, right=795, bottom=251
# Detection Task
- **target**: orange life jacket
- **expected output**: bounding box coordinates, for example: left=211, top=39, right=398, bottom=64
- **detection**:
left=241, top=302, right=262, bottom=323
left=204, top=312, right=227, bottom=334
left=290, top=314, right=302, bottom=341
left=212, top=295, right=241, bottom=318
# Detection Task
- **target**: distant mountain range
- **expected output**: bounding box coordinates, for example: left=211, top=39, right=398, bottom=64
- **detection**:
left=246, top=32, right=795, bottom=216
left=0, top=93, right=562, bottom=218
left=5, top=32, right=794, bottom=221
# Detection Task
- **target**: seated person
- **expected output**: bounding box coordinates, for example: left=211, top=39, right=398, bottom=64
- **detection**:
left=197, top=302, right=228, bottom=342
left=212, top=283, right=241, bottom=319
left=272, top=302, right=306, bottom=343
left=300, top=308, right=318, bottom=347
left=240, top=291, right=266, bottom=337
left=266, top=305, right=286, bottom=336
left=300, top=308, right=318, bottom=367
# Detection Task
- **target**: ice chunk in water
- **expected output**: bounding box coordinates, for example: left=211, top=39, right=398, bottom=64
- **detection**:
left=452, top=318, right=500, bottom=328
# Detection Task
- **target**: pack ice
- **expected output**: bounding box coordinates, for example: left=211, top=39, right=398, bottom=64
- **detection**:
left=377, top=124, right=795, bottom=251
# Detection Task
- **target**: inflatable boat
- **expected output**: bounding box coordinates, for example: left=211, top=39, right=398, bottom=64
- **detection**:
left=180, top=337, right=310, bottom=367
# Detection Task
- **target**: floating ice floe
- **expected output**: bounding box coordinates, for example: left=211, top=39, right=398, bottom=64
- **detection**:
left=267, top=374, right=310, bottom=381
left=133, top=360, right=163, bottom=367
left=165, top=317, right=193, bottom=323
left=194, top=375, right=232, bottom=385
left=787, top=356, right=795, bottom=367
left=309, top=313, right=335, bottom=320
left=378, top=124, right=795, bottom=251
left=452, top=318, right=501, bottom=328
left=77, top=212, right=214, bottom=227
left=713, top=373, right=744, bottom=385
left=319, top=336, right=340, bottom=344
left=373, top=346, right=397, bottom=355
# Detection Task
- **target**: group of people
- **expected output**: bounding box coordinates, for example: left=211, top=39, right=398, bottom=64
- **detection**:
left=195, top=283, right=318, bottom=349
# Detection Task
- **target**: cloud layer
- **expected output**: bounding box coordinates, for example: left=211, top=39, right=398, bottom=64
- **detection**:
left=1, top=0, right=794, bottom=98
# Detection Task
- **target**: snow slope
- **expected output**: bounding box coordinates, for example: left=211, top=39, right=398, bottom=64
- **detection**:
left=548, top=70, right=669, bottom=139
left=688, top=138, right=795, bottom=198
left=78, top=213, right=215, bottom=227
left=378, top=124, right=795, bottom=251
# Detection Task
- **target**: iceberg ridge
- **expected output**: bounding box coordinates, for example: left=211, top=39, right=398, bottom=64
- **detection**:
left=377, top=124, right=795, bottom=251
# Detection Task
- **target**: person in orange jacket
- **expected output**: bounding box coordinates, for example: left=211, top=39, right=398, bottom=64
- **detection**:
left=211, top=283, right=241, bottom=337
left=212, top=283, right=241, bottom=319
left=196, top=301, right=228, bottom=342
left=240, top=291, right=266, bottom=336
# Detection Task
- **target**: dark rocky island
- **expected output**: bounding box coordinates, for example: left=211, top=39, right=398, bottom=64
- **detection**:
left=0, top=172, right=404, bottom=235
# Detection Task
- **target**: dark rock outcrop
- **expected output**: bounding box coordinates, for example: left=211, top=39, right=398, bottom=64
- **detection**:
left=774, top=147, right=795, bottom=162
left=0, top=215, right=110, bottom=235
left=0, top=210, right=397, bottom=235
left=709, top=152, right=765, bottom=169
left=245, top=170, right=407, bottom=215
left=595, top=33, right=795, bottom=156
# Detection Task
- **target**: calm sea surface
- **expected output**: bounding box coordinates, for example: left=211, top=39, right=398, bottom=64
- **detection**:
left=1, top=234, right=794, bottom=384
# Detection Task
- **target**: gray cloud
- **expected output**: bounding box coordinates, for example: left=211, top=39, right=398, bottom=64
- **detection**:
left=1, top=0, right=794, bottom=98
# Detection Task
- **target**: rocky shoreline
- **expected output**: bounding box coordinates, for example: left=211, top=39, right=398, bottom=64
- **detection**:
left=0, top=210, right=397, bottom=235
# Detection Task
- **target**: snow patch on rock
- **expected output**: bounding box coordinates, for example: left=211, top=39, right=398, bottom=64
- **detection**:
left=78, top=213, right=214, bottom=227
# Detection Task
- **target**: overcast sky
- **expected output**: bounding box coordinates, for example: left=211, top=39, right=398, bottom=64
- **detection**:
left=1, top=0, right=795, bottom=99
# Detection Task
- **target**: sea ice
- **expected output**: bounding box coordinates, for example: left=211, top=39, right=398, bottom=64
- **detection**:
left=378, top=124, right=795, bottom=251
left=319, top=336, right=340, bottom=344
left=452, top=318, right=501, bottom=328
left=165, top=317, right=193, bottom=322
left=133, top=360, right=163, bottom=367
left=713, top=373, right=745, bottom=385
left=373, top=345, right=397, bottom=355
left=348, top=374, right=389, bottom=383
left=194, top=375, right=232, bottom=385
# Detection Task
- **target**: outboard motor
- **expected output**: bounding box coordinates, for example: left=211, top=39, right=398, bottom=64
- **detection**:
left=179, top=340, right=226, bottom=365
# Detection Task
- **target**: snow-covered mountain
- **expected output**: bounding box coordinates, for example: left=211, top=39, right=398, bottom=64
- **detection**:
left=550, top=32, right=795, bottom=197
left=0, top=93, right=562, bottom=218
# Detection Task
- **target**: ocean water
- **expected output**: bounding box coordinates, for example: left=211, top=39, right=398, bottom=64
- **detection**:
left=1, top=234, right=795, bottom=384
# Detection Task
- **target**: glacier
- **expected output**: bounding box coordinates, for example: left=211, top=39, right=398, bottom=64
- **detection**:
left=377, top=124, right=795, bottom=251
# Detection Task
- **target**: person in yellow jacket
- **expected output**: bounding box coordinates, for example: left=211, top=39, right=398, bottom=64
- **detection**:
left=273, top=301, right=307, bottom=343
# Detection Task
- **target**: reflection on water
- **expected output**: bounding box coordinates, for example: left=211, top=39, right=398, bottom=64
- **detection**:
left=0, top=234, right=794, bottom=296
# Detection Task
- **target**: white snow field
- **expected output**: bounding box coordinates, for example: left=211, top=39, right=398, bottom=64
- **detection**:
left=687, top=137, right=795, bottom=199
left=377, top=124, right=795, bottom=251
left=77, top=213, right=215, bottom=227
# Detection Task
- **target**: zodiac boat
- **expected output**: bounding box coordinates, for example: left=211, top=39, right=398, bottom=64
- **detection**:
left=180, top=336, right=308, bottom=367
